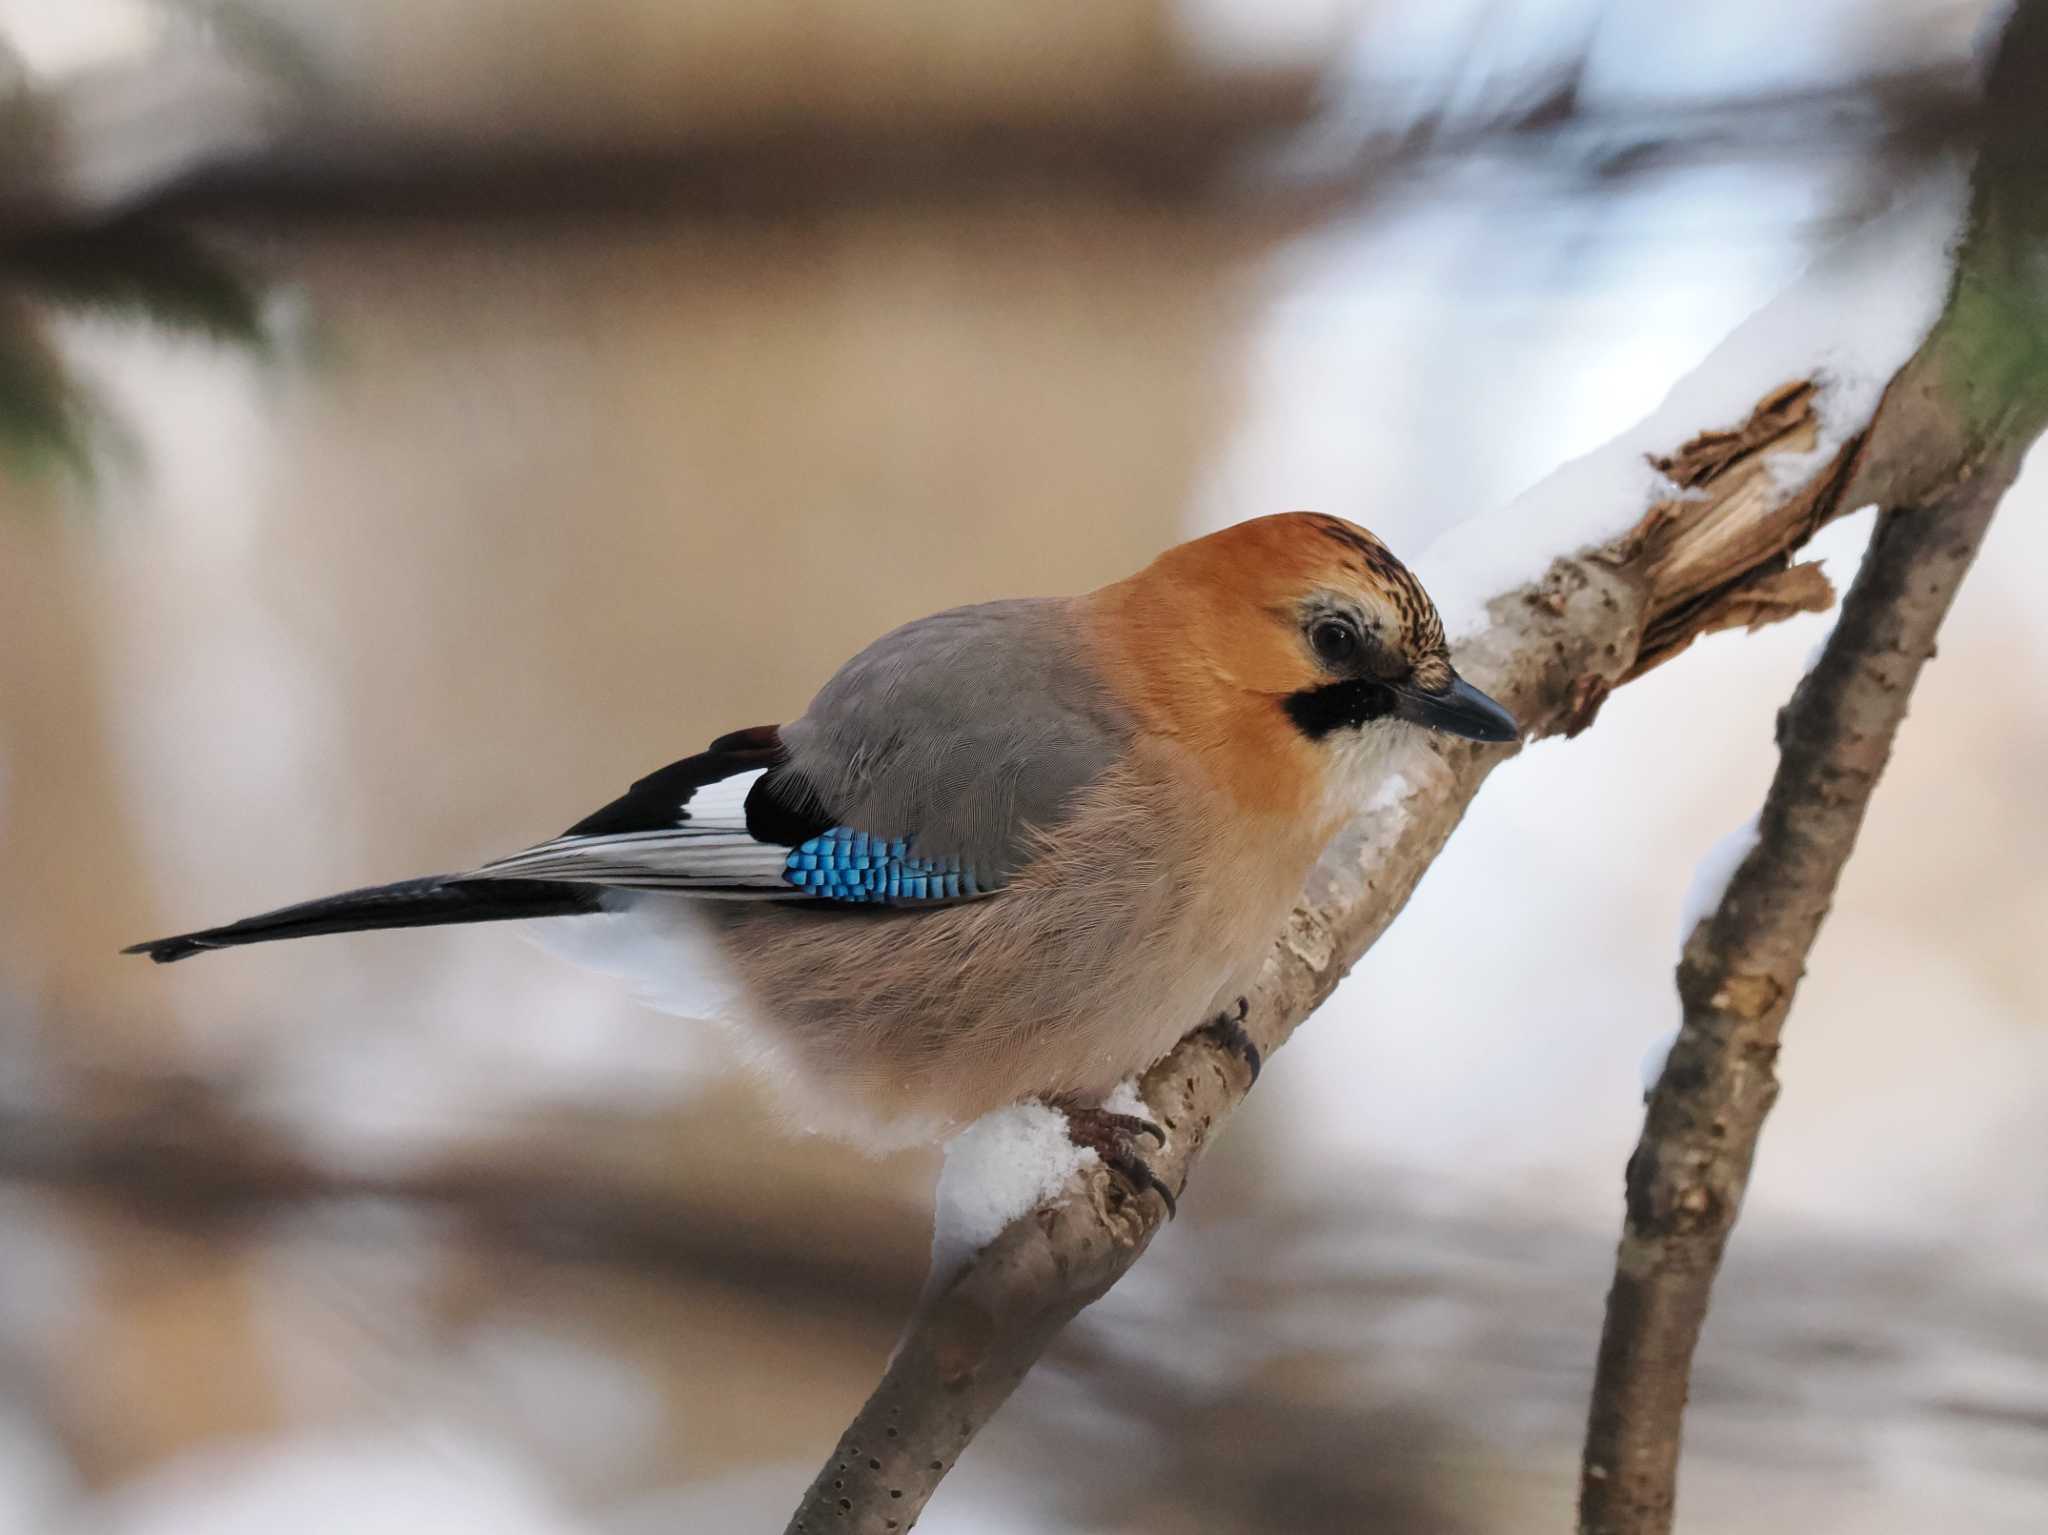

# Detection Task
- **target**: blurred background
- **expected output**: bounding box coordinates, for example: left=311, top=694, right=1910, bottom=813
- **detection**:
left=0, top=1, right=2043, bottom=1531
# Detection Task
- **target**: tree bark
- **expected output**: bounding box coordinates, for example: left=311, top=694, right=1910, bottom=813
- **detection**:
left=1578, top=7, right=2048, bottom=1531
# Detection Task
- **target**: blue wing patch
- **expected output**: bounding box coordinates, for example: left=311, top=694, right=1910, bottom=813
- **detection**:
left=784, top=829, right=983, bottom=904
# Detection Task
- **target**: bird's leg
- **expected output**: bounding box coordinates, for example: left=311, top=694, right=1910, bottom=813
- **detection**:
left=1054, top=1099, right=1177, bottom=1219
left=1196, top=996, right=1261, bottom=1086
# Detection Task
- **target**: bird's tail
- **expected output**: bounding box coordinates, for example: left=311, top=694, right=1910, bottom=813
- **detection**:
left=123, top=875, right=603, bottom=964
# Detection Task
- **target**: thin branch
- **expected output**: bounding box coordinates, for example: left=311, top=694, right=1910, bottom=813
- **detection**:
left=779, top=200, right=1982, bottom=1535
left=1578, top=6, right=2048, bottom=1529
left=1575, top=421, right=2024, bottom=1535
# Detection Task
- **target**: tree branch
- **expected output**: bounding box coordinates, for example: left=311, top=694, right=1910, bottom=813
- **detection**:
left=1578, top=7, right=2048, bottom=1530
left=782, top=163, right=2001, bottom=1535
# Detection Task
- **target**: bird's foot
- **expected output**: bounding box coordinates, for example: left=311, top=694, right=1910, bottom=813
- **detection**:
left=1197, top=996, right=1261, bottom=1087
left=1057, top=1102, right=1177, bottom=1219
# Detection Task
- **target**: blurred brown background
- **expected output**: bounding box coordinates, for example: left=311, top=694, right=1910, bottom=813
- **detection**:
left=0, top=2, right=2042, bottom=1531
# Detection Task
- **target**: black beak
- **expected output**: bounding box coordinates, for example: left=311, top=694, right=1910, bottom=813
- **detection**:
left=1392, top=672, right=1519, bottom=744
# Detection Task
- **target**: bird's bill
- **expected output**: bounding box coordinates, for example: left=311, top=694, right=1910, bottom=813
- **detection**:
left=1393, top=672, right=1519, bottom=743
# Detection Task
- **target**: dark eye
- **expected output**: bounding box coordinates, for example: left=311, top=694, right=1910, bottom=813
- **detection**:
left=1309, top=617, right=1361, bottom=667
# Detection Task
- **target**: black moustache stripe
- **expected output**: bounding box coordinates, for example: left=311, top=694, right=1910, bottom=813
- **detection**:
left=1282, top=678, right=1396, bottom=740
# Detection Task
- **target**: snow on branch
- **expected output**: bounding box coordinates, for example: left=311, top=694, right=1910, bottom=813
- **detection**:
left=1417, top=160, right=1966, bottom=648
left=784, top=150, right=1980, bottom=1535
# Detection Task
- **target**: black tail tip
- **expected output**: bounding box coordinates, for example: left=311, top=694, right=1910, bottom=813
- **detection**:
left=121, top=936, right=213, bottom=964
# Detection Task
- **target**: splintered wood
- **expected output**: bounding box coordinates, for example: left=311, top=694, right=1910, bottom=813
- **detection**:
left=1612, top=378, right=1865, bottom=682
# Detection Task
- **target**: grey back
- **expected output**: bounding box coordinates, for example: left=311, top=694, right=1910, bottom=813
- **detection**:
left=778, top=598, right=1134, bottom=883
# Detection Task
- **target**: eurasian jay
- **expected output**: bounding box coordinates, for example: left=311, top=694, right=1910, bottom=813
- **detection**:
left=128, top=513, right=1515, bottom=1198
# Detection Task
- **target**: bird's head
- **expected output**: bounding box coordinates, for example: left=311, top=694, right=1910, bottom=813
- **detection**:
left=1101, top=512, right=1518, bottom=770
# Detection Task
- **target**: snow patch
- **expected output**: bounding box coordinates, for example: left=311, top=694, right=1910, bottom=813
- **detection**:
left=1417, top=161, right=1969, bottom=640
left=930, top=1103, right=1094, bottom=1286
left=1678, top=813, right=1761, bottom=951
left=1101, top=1077, right=1150, bottom=1122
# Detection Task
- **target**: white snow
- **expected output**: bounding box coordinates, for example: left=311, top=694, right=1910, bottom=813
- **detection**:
left=929, top=1103, right=1095, bottom=1287
left=1416, top=160, right=1970, bottom=640
left=1678, top=813, right=1761, bottom=951
left=1101, top=1076, right=1151, bottom=1122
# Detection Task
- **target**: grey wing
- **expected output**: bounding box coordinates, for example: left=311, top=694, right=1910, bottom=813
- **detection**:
left=775, top=597, right=1135, bottom=894
left=471, top=599, right=1133, bottom=906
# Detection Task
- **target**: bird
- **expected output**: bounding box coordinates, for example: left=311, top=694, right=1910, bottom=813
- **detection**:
left=126, top=512, right=1516, bottom=1204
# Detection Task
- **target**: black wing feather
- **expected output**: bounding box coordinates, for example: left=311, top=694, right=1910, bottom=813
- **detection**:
left=124, top=876, right=599, bottom=964
left=469, top=725, right=839, bottom=893
left=562, top=724, right=790, bottom=838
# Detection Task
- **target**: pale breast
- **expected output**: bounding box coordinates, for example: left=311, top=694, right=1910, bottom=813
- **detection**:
left=702, top=743, right=1328, bottom=1140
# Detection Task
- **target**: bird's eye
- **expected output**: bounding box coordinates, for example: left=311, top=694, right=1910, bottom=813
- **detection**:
left=1309, top=617, right=1361, bottom=667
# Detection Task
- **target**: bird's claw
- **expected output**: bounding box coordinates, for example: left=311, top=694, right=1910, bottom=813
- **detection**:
left=1059, top=1105, right=1177, bottom=1218
left=1198, top=996, right=1261, bottom=1086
